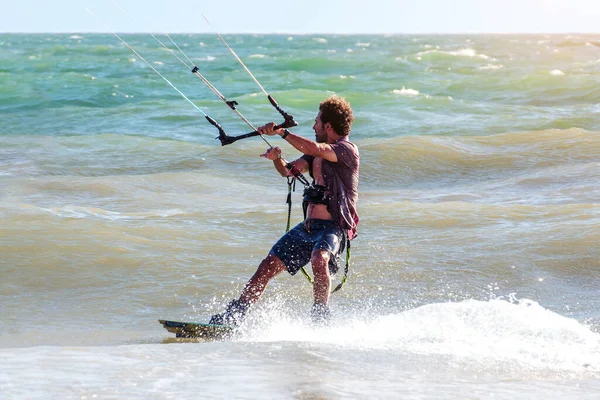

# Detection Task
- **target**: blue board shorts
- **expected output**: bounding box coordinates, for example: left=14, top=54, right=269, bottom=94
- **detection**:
left=270, top=219, right=345, bottom=275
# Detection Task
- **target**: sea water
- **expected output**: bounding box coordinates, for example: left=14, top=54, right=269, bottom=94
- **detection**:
left=1, top=33, right=599, bottom=399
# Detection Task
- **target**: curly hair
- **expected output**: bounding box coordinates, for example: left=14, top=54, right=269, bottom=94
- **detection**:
left=319, top=96, right=354, bottom=136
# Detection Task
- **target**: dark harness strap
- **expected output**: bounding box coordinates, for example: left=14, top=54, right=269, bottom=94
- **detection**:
left=286, top=177, right=295, bottom=232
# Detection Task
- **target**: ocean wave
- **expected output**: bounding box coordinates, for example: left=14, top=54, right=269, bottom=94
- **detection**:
left=392, top=87, right=419, bottom=96
left=415, top=47, right=492, bottom=60
left=38, top=205, right=188, bottom=220
left=557, top=38, right=600, bottom=47
left=478, top=64, right=504, bottom=70
left=360, top=128, right=600, bottom=191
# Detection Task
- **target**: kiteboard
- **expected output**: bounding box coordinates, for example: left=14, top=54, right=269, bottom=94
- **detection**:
left=158, top=319, right=234, bottom=340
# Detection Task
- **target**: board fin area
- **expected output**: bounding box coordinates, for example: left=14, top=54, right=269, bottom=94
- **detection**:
left=158, top=319, right=234, bottom=340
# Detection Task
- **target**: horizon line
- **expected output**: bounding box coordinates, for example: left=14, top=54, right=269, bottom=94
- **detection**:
left=2, top=31, right=600, bottom=35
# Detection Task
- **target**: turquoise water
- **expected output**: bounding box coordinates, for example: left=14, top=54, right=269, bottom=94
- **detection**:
left=2, top=33, right=599, bottom=140
left=1, top=33, right=599, bottom=399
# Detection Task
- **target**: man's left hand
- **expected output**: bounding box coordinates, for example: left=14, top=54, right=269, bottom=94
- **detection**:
left=261, top=146, right=282, bottom=160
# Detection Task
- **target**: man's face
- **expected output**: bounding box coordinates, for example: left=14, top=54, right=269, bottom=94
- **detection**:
left=313, top=111, right=327, bottom=143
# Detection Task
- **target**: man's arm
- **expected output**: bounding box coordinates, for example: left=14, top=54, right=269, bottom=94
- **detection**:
left=258, top=123, right=338, bottom=162
left=282, top=130, right=338, bottom=162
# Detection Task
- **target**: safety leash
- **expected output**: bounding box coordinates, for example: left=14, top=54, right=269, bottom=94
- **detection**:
left=331, top=238, right=351, bottom=294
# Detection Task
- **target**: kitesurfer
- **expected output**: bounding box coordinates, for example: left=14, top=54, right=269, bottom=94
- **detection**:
left=210, top=96, right=359, bottom=326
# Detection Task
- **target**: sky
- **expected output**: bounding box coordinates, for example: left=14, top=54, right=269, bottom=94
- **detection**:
left=1, top=0, right=599, bottom=34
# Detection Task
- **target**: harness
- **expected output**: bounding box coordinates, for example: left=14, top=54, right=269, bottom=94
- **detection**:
left=284, top=168, right=351, bottom=294
left=301, top=184, right=328, bottom=221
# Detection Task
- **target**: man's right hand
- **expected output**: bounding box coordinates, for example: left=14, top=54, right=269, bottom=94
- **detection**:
left=257, top=122, right=284, bottom=136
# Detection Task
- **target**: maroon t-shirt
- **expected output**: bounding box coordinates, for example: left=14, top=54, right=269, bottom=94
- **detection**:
left=302, top=138, right=360, bottom=240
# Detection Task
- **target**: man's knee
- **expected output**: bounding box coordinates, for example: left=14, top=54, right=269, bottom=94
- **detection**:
left=311, top=250, right=330, bottom=274
left=257, top=253, right=286, bottom=278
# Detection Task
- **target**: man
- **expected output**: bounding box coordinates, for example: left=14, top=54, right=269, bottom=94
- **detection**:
left=210, top=96, right=359, bottom=325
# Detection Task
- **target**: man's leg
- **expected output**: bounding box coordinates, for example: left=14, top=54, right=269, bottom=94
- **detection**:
left=210, top=253, right=287, bottom=325
left=310, top=249, right=331, bottom=307
left=239, top=253, right=287, bottom=305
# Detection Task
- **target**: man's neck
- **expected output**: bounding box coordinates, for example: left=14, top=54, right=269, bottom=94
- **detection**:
left=327, top=133, right=344, bottom=144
